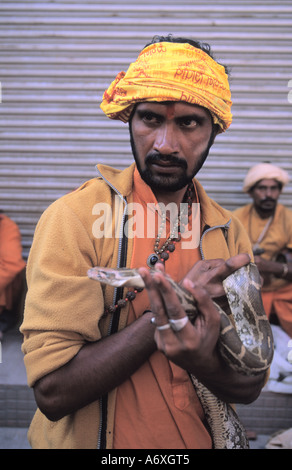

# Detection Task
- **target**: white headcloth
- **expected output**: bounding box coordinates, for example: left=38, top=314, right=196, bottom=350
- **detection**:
left=243, top=163, right=290, bottom=193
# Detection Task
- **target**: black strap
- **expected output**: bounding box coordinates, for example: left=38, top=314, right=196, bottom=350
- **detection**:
left=99, top=214, right=128, bottom=449
left=109, top=214, right=128, bottom=335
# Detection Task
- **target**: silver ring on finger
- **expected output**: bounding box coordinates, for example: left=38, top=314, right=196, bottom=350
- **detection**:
left=156, top=323, right=171, bottom=331
left=151, top=317, right=171, bottom=331
left=169, top=316, right=189, bottom=332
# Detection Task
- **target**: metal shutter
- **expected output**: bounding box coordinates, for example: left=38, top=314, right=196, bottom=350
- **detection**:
left=1, top=1, right=292, bottom=258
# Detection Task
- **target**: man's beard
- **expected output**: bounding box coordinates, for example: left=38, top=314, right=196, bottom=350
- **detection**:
left=257, top=197, right=277, bottom=214
left=129, top=127, right=215, bottom=193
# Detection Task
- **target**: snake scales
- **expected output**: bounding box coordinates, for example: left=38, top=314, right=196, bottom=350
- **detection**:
left=88, top=262, right=274, bottom=449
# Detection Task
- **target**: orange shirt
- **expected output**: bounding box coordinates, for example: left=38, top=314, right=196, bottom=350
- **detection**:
left=113, top=170, right=212, bottom=449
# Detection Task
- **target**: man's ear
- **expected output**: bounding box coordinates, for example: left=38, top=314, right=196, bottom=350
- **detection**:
left=210, top=124, right=220, bottom=147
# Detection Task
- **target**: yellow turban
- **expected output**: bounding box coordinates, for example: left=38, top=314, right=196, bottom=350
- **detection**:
left=243, top=163, right=290, bottom=193
left=100, top=41, right=232, bottom=132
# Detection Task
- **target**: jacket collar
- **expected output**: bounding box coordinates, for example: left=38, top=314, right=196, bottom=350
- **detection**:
left=96, top=163, right=136, bottom=200
left=194, top=178, right=231, bottom=229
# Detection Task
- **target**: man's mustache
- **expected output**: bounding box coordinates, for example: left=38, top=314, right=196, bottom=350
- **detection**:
left=145, top=152, right=188, bottom=169
left=260, top=198, right=276, bottom=203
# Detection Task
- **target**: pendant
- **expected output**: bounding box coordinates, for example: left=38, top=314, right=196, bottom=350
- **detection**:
left=147, top=253, right=159, bottom=268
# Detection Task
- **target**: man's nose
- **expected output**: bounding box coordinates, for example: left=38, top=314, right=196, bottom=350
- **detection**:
left=265, top=187, right=273, bottom=197
left=153, top=124, right=179, bottom=155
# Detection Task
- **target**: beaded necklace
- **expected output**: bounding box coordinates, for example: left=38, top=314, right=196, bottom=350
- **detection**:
left=146, top=182, right=194, bottom=267
left=105, top=182, right=195, bottom=314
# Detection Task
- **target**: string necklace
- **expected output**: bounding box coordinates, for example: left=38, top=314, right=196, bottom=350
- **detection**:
left=105, top=182, right=195, bottom=314
left=248, top=206, right=273, bottom=253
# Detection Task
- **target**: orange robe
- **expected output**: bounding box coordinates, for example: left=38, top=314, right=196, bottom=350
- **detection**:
left=0, top=213, right=26, bottom=312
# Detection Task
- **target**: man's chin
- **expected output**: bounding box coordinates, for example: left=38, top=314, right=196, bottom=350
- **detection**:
left=140, top=170, right=191, bottom=193
left=259, top=202, right=276, bottom=211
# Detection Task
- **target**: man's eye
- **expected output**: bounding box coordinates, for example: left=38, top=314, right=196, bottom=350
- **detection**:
left=179, top=118, right=198, bottom=128
left=143, top=112, right=155, bottom=121
left=144, top=113, right=159, bottom=124
left=139, top=111, right=161, bottom=125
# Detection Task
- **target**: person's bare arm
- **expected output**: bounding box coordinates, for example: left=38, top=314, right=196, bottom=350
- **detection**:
left=254, top=255, right=292, bottom=282
left=33, top=311, right=156, bottom=421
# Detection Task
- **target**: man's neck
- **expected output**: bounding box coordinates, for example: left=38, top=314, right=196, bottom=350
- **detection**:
left=153, top=186, right=188, bottom=207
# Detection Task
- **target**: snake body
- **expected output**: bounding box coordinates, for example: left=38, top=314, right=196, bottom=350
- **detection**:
left=88, top=262, right=274, bottom=448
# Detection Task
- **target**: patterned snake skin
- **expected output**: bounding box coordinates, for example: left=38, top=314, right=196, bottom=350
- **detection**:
left=88, top=263, right=274, bottom=449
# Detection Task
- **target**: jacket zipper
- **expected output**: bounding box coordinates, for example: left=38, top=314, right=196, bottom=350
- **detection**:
left=95, top=169, right=128, bottom=449
left=199, top=220, right=231, bottom=259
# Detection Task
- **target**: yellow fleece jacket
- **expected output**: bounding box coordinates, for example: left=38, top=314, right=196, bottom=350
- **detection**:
left=21, top=163, right=252, bottom=449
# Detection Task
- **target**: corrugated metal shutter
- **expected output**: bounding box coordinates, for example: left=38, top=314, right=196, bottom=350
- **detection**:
left=1, top=1, right=292, bottom=258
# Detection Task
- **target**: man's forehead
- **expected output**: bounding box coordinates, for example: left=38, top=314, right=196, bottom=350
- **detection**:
left=255, top=178, right=280, bottom=188
left=135, top=101, right=211, bottom=117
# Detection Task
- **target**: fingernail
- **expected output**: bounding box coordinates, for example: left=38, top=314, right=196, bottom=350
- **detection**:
left=153, top=273, right=161, bottom=284
left=138, top=267, right=147, bottom=277
left=183, top=278, right=194, bottom=289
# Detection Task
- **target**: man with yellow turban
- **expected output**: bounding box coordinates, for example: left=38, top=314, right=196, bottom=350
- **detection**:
left=234, top=163, right=292, bottom=338
left=21, top=35, right=267, bottom=450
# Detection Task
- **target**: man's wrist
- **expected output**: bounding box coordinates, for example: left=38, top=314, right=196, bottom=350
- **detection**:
left=281, top=263, right=289, bottom=278
left=275, top=262, right=289, bottom=278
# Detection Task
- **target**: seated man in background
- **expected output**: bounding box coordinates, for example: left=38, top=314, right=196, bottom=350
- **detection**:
left=0, top=211, right=26, bottom=339
left=234, top=163, right=292, bottom=338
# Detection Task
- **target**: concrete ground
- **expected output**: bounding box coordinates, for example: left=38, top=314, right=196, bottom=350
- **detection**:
left=0, top=427, right=31, bottom=449
left=0, top=327, right=287, bottom=450
left=0, top=426, right=270, bottom=449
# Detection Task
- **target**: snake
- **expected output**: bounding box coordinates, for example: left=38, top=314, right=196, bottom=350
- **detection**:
left=87, top=262, right=274, bottom=449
